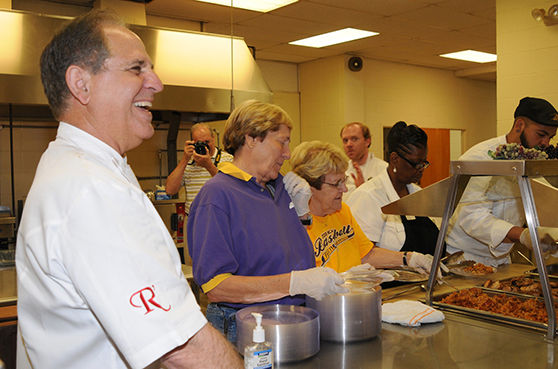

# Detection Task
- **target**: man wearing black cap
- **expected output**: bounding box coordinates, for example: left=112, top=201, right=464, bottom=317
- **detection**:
left=446, top=97, right=558, bottom=266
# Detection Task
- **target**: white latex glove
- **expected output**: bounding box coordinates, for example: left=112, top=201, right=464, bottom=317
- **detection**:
left=520, top=227, right=558, bottom=255
left=283, top=172, right=312, bottom=217
left=290, top=267, right=348, bottom=301
left=345, top=263, right=374, bottom=273
left=408, top=252, right=449, bottom=279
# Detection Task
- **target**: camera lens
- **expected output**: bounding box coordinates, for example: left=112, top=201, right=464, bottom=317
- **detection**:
left=194, top=141, right=208, bottom=155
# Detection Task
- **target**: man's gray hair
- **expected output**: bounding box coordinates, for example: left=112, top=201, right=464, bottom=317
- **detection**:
left=190, top=123, right=214, bottom=140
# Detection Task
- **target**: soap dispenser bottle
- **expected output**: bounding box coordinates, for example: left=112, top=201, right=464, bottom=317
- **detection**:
left=244, top=312, right=274, bottom=369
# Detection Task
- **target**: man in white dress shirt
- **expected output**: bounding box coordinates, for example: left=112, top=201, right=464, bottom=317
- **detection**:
left=340, top=122, right=388, bottom=201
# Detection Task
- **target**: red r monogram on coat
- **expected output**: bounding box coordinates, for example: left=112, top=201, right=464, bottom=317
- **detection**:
left=130, top=285, right=171, bottom=314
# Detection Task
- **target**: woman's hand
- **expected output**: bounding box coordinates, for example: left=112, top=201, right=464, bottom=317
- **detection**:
left=283, top=172, right=312, bottom=216
left=290, top=267, right=348, bottom=301
left=408, top=252, right=448, bottom=279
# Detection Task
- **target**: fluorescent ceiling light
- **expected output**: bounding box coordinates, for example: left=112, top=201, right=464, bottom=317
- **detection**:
left=289, top=28, right=378, bottom=48
left=195, top=0, right=297, bottom=12
left=440, top=50, right=497, bottom=63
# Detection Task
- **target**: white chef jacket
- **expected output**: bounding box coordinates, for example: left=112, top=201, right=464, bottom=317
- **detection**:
left=16, top=123, right=206, bottom=369
left=347, top=169, right=421, bottom=251
left=445, top=135, right=526, bottom=266
left=343, top=152, right=388, bottom=202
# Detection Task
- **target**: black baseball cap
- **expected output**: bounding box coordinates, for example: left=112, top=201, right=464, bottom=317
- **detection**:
left=514, top=97, right=558, bottom=127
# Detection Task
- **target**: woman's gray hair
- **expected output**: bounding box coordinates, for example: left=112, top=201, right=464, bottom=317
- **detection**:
left=223, top=100, right=293, bottom=155
left=290, top=141, right=348, bottom=190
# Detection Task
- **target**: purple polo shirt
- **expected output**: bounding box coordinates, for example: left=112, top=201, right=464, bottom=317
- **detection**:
left=187, top=163, right=315, bottom=308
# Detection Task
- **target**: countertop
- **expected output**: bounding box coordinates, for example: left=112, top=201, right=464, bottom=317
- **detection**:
left=0, top=267, right=16, bottom=307
left=277, top=263, right=558, bottom=369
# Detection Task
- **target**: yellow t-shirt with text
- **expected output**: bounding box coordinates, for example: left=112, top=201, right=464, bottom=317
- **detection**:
left=306, top=203, right=374, bottom=273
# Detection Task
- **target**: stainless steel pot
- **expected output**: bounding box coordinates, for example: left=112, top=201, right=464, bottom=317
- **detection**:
left=307, top=284, right=382, bottom=342
left=236, top=304, right=320, bottom=363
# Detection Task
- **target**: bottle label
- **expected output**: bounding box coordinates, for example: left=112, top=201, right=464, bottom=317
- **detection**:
left=245, top=348, right=273, bottom=369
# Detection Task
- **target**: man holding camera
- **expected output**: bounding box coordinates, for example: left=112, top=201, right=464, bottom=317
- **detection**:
left=165, top=123, right=233, bottom=213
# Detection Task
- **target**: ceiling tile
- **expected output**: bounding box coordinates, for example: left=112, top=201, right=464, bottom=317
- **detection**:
left=308, top=0, right=430, bottom=16
left=356, top=17, right=447, bottom=39
left=261, top=43, right=341, bottom=58
left=436, top=0, right=495, bottom=15
left=271, top=1, right=382, bottom=26
left=26, top=0, right=499, bottom=81
left=237, top=14, right=336, bottom=37
left=397, top=4, right=493, bottom=30
left=424, top=30, right=495, bottom=50
left=255, top=50, right=315, bottom=63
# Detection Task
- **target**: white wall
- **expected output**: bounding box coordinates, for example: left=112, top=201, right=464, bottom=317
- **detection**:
left=496, top=0, right=558, bottom=137
left=299, top=55, right=497, bottom=159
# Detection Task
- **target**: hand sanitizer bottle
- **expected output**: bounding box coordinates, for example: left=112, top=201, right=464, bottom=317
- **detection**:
left=244, top=312, right=274, bottom=369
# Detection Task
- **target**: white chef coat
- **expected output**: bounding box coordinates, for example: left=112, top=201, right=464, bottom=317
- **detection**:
left=445, top=135, right=526, bottom=266
left=16, top=123, right=206, bottom=369
left=343, top=152, right=388, bottom=202
left=347, top=169, right=421, bottom=251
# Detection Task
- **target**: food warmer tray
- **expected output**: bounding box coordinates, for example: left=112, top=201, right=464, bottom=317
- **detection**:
left=525, top=263, right=558, bottom=280
left=474, top=275, right=553, bottom=301
left=427, top=289, right=551, bottom=333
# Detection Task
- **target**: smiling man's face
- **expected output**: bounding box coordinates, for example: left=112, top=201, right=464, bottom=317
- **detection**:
left=87, top=25, right=164, bottom=155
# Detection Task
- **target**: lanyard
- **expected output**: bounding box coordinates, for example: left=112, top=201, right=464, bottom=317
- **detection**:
left=214, top=148, right=222, bottom=166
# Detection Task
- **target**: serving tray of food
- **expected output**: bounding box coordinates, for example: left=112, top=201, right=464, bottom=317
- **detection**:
left=478, top=275, right=558, bottom=300
left=447, top=262, right=496, bottom=277
left=428, top=287, right=554, bottom=332
left=442, top=251, right=496, bottom=277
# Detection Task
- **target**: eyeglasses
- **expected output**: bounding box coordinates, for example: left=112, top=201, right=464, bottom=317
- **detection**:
left=399, top=155, right=430, bottom=170
left=323, top=175, right=348, bottom=189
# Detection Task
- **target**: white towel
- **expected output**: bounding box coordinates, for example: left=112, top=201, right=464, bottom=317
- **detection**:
left=382, top=300, right=444, bottom=327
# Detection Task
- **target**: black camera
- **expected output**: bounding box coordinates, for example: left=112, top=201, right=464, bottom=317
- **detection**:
left=191, top=141, right=209, bottom=155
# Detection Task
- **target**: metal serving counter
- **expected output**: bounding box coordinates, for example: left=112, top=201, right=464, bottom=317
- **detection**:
left=383, top=160, right=558, bottom=338
left=276, top=264, right=558, bottom=369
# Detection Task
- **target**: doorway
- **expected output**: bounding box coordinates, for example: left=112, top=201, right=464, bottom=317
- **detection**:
left=383, top=127, right=461, bottom=188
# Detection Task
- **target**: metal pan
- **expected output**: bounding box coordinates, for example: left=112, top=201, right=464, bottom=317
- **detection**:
left=307, top=284, right=382, bottom=343
left=383, top=268, right=429, bottom=282
left=525, top=263, right=558, bottom=280
left=476, top=275, right=557, bottom=301
left=236, top=304, right=320, bottom=363
left=428, top=288, right=549, bottom=332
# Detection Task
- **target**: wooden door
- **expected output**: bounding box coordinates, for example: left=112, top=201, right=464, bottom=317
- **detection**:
left=383, top=127, right=451, bottom=188
left=420, top=128, right=450, bottom=187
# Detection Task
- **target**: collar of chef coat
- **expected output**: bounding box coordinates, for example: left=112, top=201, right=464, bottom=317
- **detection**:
left=378, top=168, right=419, bottom=203
left=57, top=122, right=140, bottom=188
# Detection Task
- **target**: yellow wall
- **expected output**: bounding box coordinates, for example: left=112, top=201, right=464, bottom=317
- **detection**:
left=0, top=123, right=57, bottom=208
left=497, top=0, right=558, bottom=136
left=299, top=55, right=497, bottom=159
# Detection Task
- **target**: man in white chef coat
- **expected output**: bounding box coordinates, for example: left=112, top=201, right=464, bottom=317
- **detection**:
left=340, top=122, right=388, bottom=201
left=15, top=9, right=242, bottom=369
left=446, top=97, right=558, bottom=266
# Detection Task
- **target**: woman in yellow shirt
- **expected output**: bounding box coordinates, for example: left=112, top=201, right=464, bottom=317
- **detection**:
left=288, top=140, right=440, bottom=276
